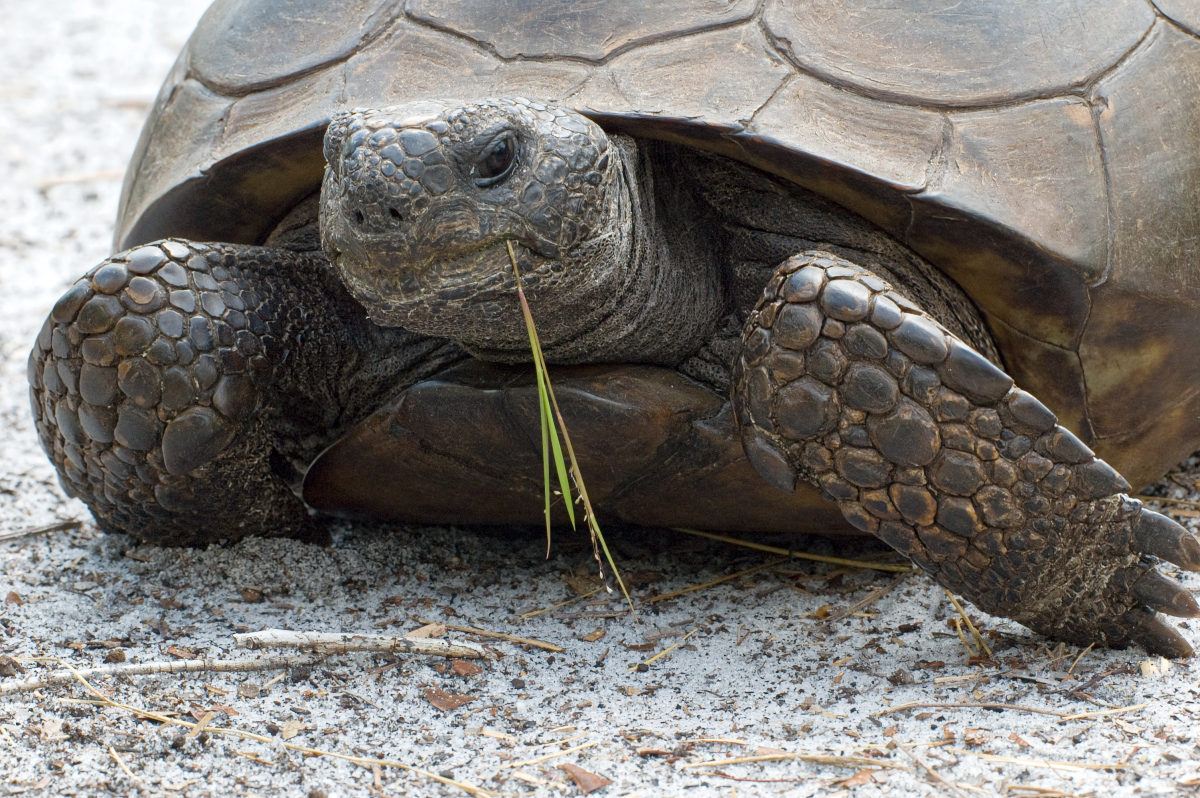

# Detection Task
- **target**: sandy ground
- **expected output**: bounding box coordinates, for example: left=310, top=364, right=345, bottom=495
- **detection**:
left=4, top=3, right=1200, bottom=797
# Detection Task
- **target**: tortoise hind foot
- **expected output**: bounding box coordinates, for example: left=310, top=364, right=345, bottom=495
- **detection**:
left=29, top=240, right=320, bottom=545
left=732, top=251, right=1200, bottom=657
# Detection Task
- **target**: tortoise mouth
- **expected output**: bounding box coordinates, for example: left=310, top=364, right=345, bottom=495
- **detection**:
left=330, top=237, right=562, bottom=331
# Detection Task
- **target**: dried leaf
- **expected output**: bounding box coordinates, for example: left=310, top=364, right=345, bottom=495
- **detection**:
left=563, top=574, right=601, bottom=596
left=964, top=728, right=989, bottom=747
left=238, top=587, right=265, bottom=603
left=582, top=629, right=606, bottom=643
left=0, top=655, right=26, bottom=678
left=405, top=623, right=446, bottom=639
left=206, top=705, right=240, bottom=717
left=842, top=770, right=877, bottom=787
left=422, top=686, right=476, bottom=712
left=451, top=659, right=482, bottom=677
left=1009, top=732, right=1031, bottom=747
left=279, top=720, right=305, bottom=740
left=40, top=719, right=68, bottom=742
left=622, top=642, right=655, bottom=652
left=559, top=763, right=612, bottom=794
left=5, top=591, right=23, bottom=606
left=166, top=646, right=196, bottom=660
left=883, top=725, right=899, bottom=737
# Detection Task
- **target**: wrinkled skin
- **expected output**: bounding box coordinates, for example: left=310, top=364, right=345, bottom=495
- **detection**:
left=29, top=98, right=1200, bottom=657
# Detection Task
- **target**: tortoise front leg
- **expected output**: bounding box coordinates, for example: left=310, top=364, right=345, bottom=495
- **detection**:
left=29, top=240, right=456, bottom=545
left=732, top=251, right=1200, bottom=657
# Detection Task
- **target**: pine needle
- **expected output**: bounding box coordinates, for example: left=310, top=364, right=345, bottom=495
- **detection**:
left=507, top=241, right=637, bottom=620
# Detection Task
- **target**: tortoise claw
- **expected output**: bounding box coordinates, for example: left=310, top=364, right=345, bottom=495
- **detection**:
left=1133, top=571, right=1200, bottom=617
left=1126, top=607, right=1195, bottom=659
left=1133, top=508, right=1200, bottom=571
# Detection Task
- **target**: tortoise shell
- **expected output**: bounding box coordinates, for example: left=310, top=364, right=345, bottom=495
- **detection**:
left=117, top=0, right=1200, bottom=525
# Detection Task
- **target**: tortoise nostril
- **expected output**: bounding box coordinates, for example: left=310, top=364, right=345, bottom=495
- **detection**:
left=354, top=210, right=365, bottom=226
left=389, top=207, right=403, bottom=221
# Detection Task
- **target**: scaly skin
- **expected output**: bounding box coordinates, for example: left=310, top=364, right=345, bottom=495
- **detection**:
left=733, top=252, right=1200, bottom=656
left=29, top=240, right=454, bottom=544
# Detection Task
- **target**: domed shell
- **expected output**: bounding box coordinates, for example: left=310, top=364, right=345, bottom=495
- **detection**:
left=117, top=0, right=1200, bottom=489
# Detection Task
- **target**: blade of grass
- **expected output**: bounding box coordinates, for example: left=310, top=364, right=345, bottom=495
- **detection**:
left=510, top=245, right=575, bottom=535
left=507, top=241, right=638, bottom=620
left=540, top=382, right=552, bottom=556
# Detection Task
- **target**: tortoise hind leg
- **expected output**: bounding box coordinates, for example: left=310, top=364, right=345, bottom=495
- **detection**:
left=29, top=239, right=453, bottom=546
left=732, top=251, right=1200, bottom=657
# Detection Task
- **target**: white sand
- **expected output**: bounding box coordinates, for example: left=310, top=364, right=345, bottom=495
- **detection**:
left=2, top=3, right=1199, bottom=796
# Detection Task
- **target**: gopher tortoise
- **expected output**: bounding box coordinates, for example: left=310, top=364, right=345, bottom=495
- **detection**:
left=28, top=0, right=1200, bottom=656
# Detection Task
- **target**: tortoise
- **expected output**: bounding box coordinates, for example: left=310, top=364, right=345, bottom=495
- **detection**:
left=27, top=0, right=1200, bottom=657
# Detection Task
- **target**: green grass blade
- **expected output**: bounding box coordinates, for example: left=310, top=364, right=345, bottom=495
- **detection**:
left=539, top=371, right=552, bottom=556
left=507, top=241, right=635, bottom=619
left=537, top=361, right=575, bottom=530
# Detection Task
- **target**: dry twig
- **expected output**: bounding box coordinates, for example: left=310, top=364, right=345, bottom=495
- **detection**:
left=233, top=629, right=484, bottom=658
left=1058, top=702, right=1149, bottom=723
left=644, top=558, right=789, bottom=605
left=520, top=588, right=600, bottom=619
left=825, top=572, right=910, bottom=625
left=1, top=653, right=323, bottom=696
left=877, top=702, right=1066, bottom=718
left=888, top=741, right=970, bottom=798
left=416, top=618, right=564, bottom=653
left=0, top=519, right=81, bottom=543
left=948, top=747, right=1133, bottom=772
left=943, top=589, right=992, bottom=658
left=673, top=529, right=913, bottom=573
left=628, top=629, right=697, bottom=672
left=501, top=741, right=598, bottom=769
left=682, top=752, right=907, bottom=770
left=1135, top=493, right=1200, bottom=511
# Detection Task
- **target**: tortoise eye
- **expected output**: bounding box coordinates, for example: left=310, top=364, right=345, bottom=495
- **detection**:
left=477, top=133, right=517, bottom=184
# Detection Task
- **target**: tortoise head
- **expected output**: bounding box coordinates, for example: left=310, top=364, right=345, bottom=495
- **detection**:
left=320, top=98, right=628, bottom=354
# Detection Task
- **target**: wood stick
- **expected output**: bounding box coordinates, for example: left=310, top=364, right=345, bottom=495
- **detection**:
left=876, top=701, right=1066, bottom=718
left=234, top=629, right=484, bottom=658
left=416, top=618, right=564, bottom=653
left=947, top=747, right=1133, bottom=771
left=501, top=741, right=598, bottom=769
left=0, top=653, right=323, bottom=696
left=1135, top=494, right=1200, bottom=511
left=643, top=558, right=789, bottom=605
left=888, top=741, right=970, bottom=798
left=672, top=529, right=914, bottom=573
left=519, top=588, right=600, bottom=619
left=0, top=519, right=81, bottom=543
left=825, top=572, right=910, bottom=625
left=1058, top=702, right=1149, bottom=723
left=943, top=589, right=992, bottom=658
left=681, top=753, right=906, bottom=770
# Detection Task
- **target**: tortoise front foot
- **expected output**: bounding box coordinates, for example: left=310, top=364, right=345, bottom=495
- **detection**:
left=29, top=240, right=321, bottom=545
left=733, top=252, right=1200, bottom=657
